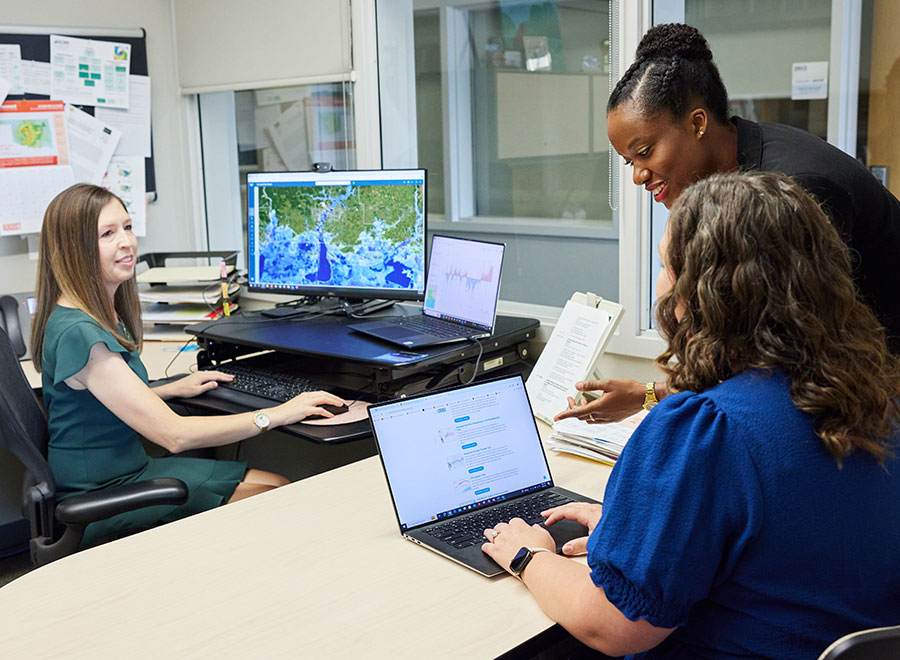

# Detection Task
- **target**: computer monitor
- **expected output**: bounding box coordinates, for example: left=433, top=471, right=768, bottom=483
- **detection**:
left=246, top=169, right=426, bottom=301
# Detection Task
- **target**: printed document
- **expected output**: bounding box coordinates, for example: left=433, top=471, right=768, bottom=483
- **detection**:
left=0, top=45, right=24, bottom=95
left=0, top=164, right=75, bottom=236
left=50, top=35, right=131, bottom=108
left=0, top=100, right=69, bottom=168
left=65, top=104, right=121, bottom=184
left=102, top=155, right=146, bottom=235
left=95, top=75, right=151, bottom=156
left=21, top=60, right=51, bottom=96
left=526, top=299, right=614, bottom=424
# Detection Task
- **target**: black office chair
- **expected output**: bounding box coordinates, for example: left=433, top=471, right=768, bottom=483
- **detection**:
left=0, top=325, right=189, bottom=566
left=0, top=295, right=26, bottom=358
left=819, top=625, right=900, bottom=660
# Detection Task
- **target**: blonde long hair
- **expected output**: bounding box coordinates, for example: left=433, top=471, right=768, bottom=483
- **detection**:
left=31, top=183, right=142, bottom=371
left=656, top=171, right=899, bottom=464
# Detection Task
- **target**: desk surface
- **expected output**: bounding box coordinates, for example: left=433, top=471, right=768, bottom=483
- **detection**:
left=0, top=423, right=611, bottom=659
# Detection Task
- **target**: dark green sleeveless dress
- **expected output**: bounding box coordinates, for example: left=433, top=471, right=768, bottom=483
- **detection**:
left=42, top=306, right=246, bottom=547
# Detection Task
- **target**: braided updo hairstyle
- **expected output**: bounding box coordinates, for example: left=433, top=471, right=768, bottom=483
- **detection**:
left=608, top=23, right=730, bottom=124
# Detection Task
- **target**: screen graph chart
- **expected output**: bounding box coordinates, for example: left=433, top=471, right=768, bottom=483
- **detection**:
left=424, top=236, right=504, bottom=328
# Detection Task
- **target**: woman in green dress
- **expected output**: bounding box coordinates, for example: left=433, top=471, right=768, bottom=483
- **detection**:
left=31, top=183, right=345, bottom=547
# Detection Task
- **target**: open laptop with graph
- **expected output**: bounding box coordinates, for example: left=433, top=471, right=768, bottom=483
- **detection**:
left=347, top=235, right=505, bottom=348
left=368, top=375, right=599, bottom=577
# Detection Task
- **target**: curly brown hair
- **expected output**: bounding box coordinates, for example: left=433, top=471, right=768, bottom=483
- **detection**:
left=655, top=171, right=900, bottom=464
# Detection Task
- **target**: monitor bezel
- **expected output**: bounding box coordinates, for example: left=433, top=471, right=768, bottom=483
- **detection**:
left=246, top=168, right=427, bottom=301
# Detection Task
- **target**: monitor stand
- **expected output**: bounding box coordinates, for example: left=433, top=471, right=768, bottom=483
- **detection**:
left=334, top=298, right=395, bottom=317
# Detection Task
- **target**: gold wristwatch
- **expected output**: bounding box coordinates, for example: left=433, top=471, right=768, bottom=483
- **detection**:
left=642, top=382, right=659, bottom=411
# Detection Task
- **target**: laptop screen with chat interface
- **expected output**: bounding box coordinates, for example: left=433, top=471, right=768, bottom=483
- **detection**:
left=370, top=377, right=552, bottom=531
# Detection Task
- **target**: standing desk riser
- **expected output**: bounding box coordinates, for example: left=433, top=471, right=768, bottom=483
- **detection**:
left=179, top=313, right=540, bottom=442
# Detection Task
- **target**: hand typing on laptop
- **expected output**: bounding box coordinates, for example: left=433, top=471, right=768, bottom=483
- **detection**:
left=481, top=502, right=603, bottom=575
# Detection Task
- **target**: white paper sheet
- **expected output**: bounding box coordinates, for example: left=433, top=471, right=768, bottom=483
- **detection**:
left=65, top=104, right=121, bottom=184
left=0, top=99, right=69, bottom=167
left=261, top=146, right=287, bottom=170
left=525, top=299, right=614, bottom=424
left=253, top=103, right=282, bottom=150
left=102, top=155, right=146, bottom=235
left=265, top=102, right=311, bottom=170
left=791, top=61, right=828, bottom=100
left=21, top=60, right=51, bottom=96
left=0, top=77, right=10, bottom=105
left=0, top=164, right=75, bottom=236
left=0, top=45, right=24, bottom=95
left=50, top=35, right=131, bottom=108
left=95, top=75, right=151, bottom=156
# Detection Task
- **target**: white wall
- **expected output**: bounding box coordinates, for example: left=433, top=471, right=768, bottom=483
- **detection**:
left=0, top=0, right=199, bottom=295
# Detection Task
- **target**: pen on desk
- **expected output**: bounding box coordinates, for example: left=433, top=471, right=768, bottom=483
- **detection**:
left=220, top=260, right=231, bottom=317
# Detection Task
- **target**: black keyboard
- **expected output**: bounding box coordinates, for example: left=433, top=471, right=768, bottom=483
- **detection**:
left=209, top=362, right=327, bottom=403
left=396, top=315, right=477, bottom=339
left=425, top=491, right=574, bottom=549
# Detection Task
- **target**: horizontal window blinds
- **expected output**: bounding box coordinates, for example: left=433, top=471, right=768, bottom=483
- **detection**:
left=174, top=0, right=352, bottom=94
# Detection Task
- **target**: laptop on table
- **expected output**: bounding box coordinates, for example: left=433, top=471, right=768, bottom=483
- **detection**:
left=368, top=375, right=600, bottom=577
left=348, top=235, right=505, bottom=348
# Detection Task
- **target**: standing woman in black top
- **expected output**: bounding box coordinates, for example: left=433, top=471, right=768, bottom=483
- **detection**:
left=557, top=22, right=900, bottom=426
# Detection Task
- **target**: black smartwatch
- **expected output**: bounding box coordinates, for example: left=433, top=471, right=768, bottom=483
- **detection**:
left=509, top=546, right=553, bottom=578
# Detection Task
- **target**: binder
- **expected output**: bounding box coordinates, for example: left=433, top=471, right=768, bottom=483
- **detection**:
left=525, top=291, right=623, bottom=425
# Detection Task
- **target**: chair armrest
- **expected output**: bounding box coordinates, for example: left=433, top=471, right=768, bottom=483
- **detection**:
left=55, top=478, right=189, bottom=525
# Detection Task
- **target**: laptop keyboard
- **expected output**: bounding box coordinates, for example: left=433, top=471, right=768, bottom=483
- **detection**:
left=425, top=491, right=574, bottom=549
left=208, top=362, right=327, bottom=403
left=395, top=314, right=477, bottom=339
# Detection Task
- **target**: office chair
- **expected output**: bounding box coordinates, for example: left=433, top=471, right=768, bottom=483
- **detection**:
left=0, top=294, right=26, bottom=358
left=0, top=325, right=189, bottom=567
left=819, top=625, right=900, bottom=660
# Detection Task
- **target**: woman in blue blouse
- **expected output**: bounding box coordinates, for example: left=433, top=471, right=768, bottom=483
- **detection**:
left=481, top=172, right=900, bottom=658
left=31, top=183, right=345, bottom=546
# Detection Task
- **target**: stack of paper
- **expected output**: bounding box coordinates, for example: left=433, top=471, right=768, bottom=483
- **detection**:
left=547, top=410, right=648, bottom=465
left=138, top=264, right=240, bottom=340
left=139, top=282, right=239, bottom=305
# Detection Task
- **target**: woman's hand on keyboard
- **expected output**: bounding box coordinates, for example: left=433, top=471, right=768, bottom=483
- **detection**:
left=481, top=518, right=555, bottom=575
left=541, top=502, right=604, bottom=556
left=154, top=370, right=235, bottom=400
left=273, top=390, right=348, bottom=425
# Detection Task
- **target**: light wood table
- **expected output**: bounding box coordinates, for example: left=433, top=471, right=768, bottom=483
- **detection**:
left=0, top=423, right=612, bottom=659
left=21, top=340, right=201, bottom=388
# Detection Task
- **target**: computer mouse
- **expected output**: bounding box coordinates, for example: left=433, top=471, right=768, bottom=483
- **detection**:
left=319, top=402, right=350, bottom=416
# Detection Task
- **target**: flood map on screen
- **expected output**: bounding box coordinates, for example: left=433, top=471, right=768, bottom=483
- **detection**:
left=253, top=176, right=425, bottom=292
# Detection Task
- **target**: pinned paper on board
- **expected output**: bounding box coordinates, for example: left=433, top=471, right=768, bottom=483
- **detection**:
left=95, top=75, right=151, bottom=157
left=102, top=155, right=146, bottom=236
left=0, top=164, right=75, bottom=236
left=21, top=60, right=51, bottom=95
left=65, top=104, right=121, bottom=184
left=0, top=45, right=25, bottom=95
left=0, top=100, right=69, bottom=168
left=50, top=35, right=131, bottom=108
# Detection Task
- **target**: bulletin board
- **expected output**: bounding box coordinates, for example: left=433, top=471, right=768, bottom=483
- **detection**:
left=0, top=25, right=156, bottom=196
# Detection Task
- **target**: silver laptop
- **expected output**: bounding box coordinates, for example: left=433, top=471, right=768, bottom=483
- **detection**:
left=368, top=375, right=599, bottom=577
left=348, top=235, right=505, bottom=348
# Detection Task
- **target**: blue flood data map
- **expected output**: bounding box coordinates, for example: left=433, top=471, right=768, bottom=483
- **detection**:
left=255, top=181, right=425, bottom=291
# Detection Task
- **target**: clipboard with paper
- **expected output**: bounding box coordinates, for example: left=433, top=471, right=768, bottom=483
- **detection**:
left=525, top=291, right=624, bottom=425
